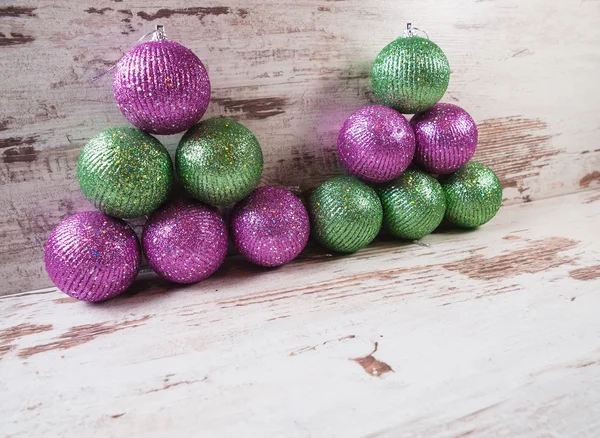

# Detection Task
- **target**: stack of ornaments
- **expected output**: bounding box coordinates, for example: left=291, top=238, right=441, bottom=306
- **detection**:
left=45, top=27, right=309, bottom=302
left=309, top=24, right=502, bottom=253
left=44, top=24, right=502, bottom=303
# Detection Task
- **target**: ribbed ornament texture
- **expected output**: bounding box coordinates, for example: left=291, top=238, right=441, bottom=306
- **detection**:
left=441, top=162, right=503, bottom=228
left=44, top=211, right=141, bottom=302
left=142, top=200, right=228, bottom=283
left=176, top=118, right=263, bottom=206
left=371, top=36, right=450, bottom=114
left=411, top=103, right=478, bottom=175
left=309, top=176, right=382, bottom=253
left=231, top=186, right=310, bottom=267
left=77, top=127, right=173, bottom=219
left=377, top=169, right=446, bottom=240
left=338, top=105, right=415, bottom=183
left=113, top=40, right=211, bottom=135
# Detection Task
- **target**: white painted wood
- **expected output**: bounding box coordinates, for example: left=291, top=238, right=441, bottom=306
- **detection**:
left=1, top=0, right=600, bottom=294
left=1, top=190, right=599, bottom=437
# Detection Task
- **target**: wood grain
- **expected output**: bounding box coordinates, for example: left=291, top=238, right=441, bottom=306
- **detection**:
left=0, top=0, right=599, bottom=295
left=0, top=191, right=599, bottom=437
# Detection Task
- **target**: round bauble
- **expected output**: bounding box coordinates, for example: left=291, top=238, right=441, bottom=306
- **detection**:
left=44, top=211, right=141, bottom=302
left=78, top=127, right=173, bottom=219
left=377, top=169, right=446, bottom=240
left=372, top=35, right=450, bottom=114
left=411, top=103, right=478, bottom=175
left=441, top=162, right=503, bottom=228
left=113, top=39, right=211, bottom=135
left=338, top=105, right=415, bottom=183
left=309, top=176, right=382, bottom=253
left=231, top=186, right=310, bottom=267
left=176, top=118, right=263, bottom=206
left=142, top=200, right=228, bottom=283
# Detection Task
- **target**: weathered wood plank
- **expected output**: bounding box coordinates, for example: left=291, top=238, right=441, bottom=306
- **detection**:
left=0, top=190, right=599, bottom=437
left=1, top=0, right=599, bottom=294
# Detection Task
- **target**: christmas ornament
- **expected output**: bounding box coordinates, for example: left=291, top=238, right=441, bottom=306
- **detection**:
left=78, top=127, right=173, bottom=219
left=377, top=169, right=445, bottom=240
left=441, top=162, right=503, bottom=228
left=371, top=24, right=450, bottom=114
left=44, top=211, right=141, bottom=302
left=338, top=105, right=415, bottom=183
left=176, top=118, right=263, bottom=206
left=142, top=200, right=228, bottom=283
left=309, top=176, right=382, bottom=253
left=231, top=186, right=310, bottom=267
left=113, top=26, right=211, bottom=135
left=411, top=103, right=478, bottom=174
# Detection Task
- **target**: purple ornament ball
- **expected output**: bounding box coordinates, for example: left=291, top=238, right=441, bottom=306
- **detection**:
left=231, top=186, right=310, bottom=267
left=113, top=39, right=211, bottom=135
left=411, top=103, right=478, bottom=175
left=338, top=105, right=415, bottom=183
left=142, top=200, right=228, bottom=283
left=44, top=211, right=141, bottom=302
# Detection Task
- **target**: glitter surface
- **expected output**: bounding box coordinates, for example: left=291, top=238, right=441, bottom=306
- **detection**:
left=176, top=118, right=264, bottom=206
left=231, top=186, right=310, bottom=267
left=441, top=162, right=503, bottom=228
left=371, top=36, right=450, bottom=114
left=411, top=103, right=478, bottom=175
left=338, top=105, right=415, bottom=183
left=309, top=176, right=382, bottom=253
left=78, top=127, right=173, bottom=219
left=113, top=40, right=211, bottom=135
left=142, top=200, right=228, bottom=283
left=44, top=211, right=141, bottom=302
left=377, top=169, right=446, bottom=240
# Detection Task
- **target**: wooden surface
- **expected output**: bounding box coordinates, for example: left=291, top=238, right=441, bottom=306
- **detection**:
left=1, top=0, right=600, bottom=294
left=1, top=2, right=600, bottom=435
left=1, top=189, right=599, bottom=437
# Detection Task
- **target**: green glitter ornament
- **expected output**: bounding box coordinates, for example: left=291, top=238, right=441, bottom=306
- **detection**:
left=441, top=162, right=503, bottom=228
left=371, top=26, right=450, bottom=114
left=309, top=176, right=383, bottom=253
left=176, top=118, right=263, bottom=206
left=377, top=169, right=446, bottom=240
left=78, top=127, right=173, bottom=219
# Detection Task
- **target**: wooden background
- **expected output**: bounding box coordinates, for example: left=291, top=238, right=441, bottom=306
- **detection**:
left=1, top=0, right=599, bottom=295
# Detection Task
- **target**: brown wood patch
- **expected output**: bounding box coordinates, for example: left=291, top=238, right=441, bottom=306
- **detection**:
left=0, top=6, right=37, bottom=17
left=0, top=32, right=35, bottom=46
left=137, top=7, right=243, bottom=21
left=443, top=237, right=578, bottom=281
left=18, top=315, right=151, bottom=358
left=0, top=323, right=52, bottom=343
left=84, top=7, right=113, bottom=14
left=212, top=97, right=288, bottom=120
left=569, top=265, right=600, bottom=281
left=0, top=344, right=14, bottom=359
left=474, top=117, right=556, bottom=194
left=580, top=171, right=600, bottom=188
left=350, top=342, right=393, bottom=377
left=3, top=146, right=37, bottom=163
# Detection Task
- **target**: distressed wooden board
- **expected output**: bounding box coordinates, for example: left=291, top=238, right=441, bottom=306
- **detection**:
left=1, top=1, right=600, bottom=293
left=1, top=190, right=599, bottom=437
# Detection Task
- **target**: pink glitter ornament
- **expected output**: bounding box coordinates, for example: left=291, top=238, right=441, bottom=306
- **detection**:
left=113, top=30, right=211, bottom=135
left=410, top=103, right=478, bottom=175
left=142, top=200, right=227, bottom=283
left=231, top=186, right=310, bottom=267
left=338, top=105, right=415, bottom=183
left=44, top=211, right=141, bottom=302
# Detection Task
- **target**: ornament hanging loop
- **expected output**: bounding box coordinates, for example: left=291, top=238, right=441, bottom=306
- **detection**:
left=90, top=25, right=167, bottom=82
left=152, top=24, right=167, bottom=41
left=403, top=22, right=429, bottom=39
